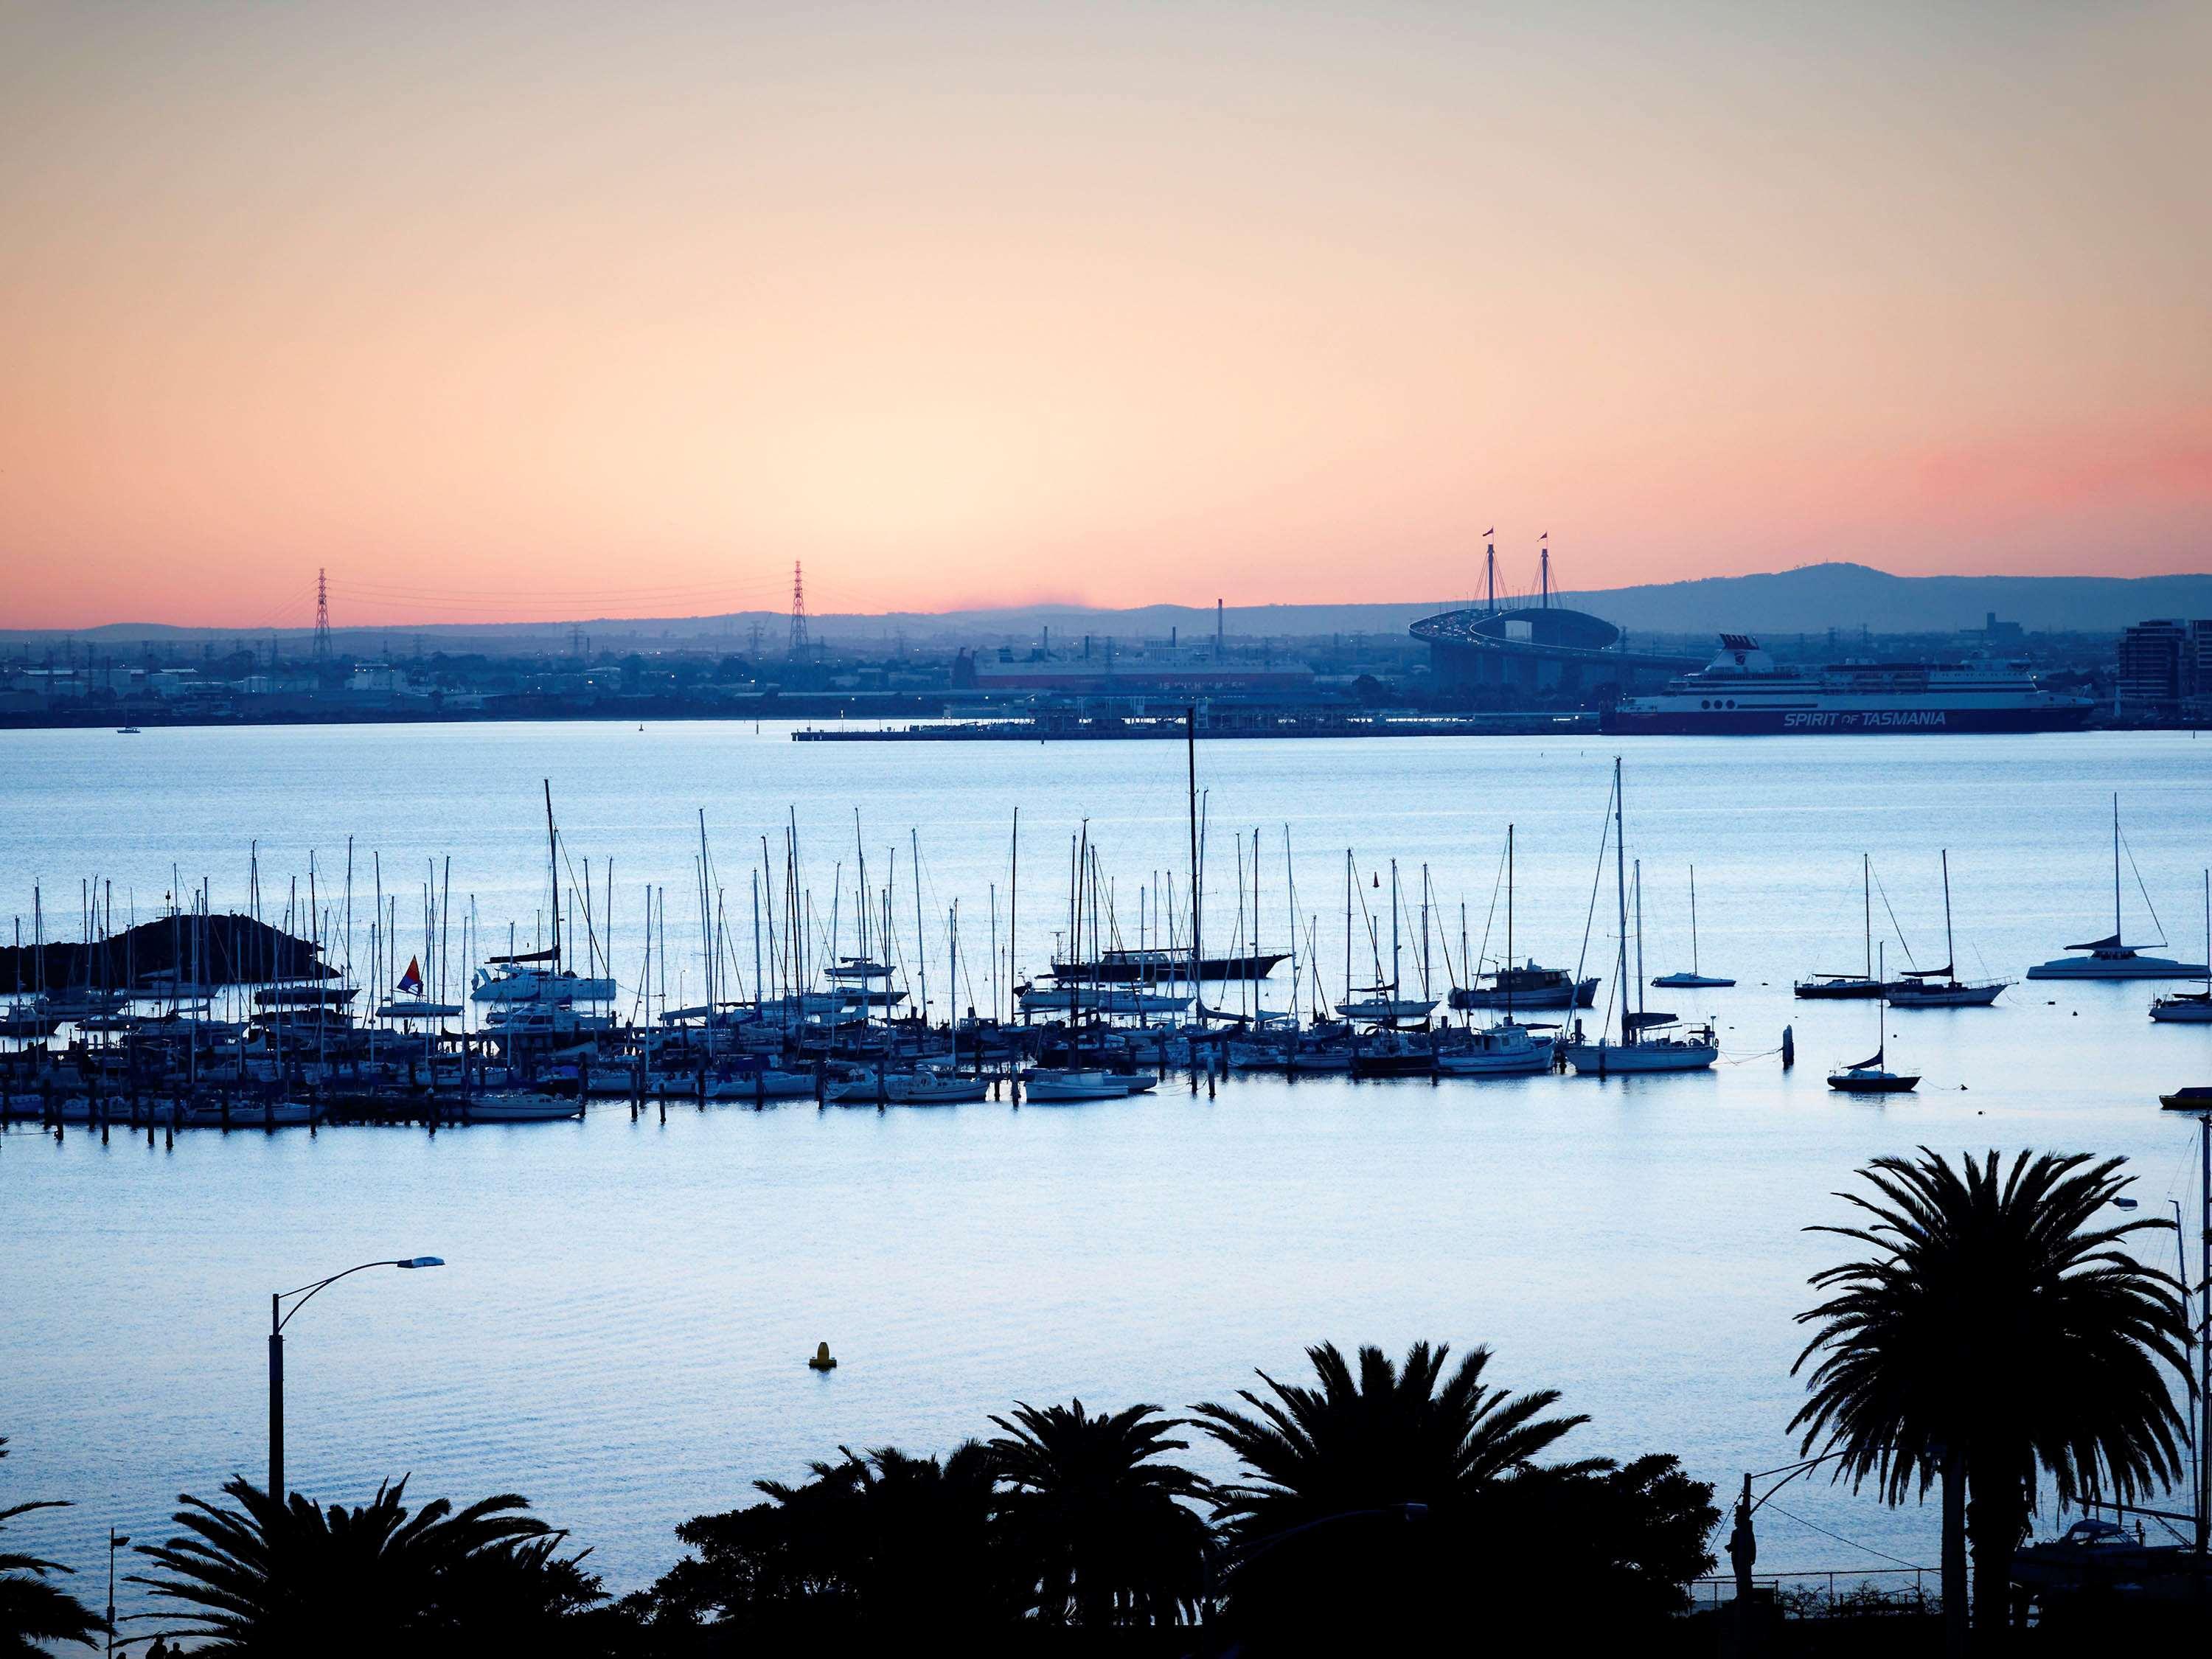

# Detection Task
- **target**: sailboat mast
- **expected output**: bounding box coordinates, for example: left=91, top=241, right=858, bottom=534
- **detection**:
left=1506, top=823, right=1515, bottom=1021
left=1862, top=852, right=1871, bottom=981
left=1688, top=865, right=1699, bottom=976
left=1941, top=850, right=1955, bottom=975
left=1613, top=757, right=1628, bottom=1043
left=544, top=779, right=560, bottom=971
left=1186, top=708, right=1200, bottom=993
left=1389, top=859, right=1401, bottom=1001
left=2113, top=793, right=2124, bottom=941
left=1634, top=860, right=1646, bottom=1020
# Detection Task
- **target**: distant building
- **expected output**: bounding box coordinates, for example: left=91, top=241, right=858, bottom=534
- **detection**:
left=2116, top=619, right=2212, bottom=715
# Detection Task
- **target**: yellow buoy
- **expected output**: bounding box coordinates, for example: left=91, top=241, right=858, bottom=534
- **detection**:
left=808, top=1341, right=837, bottom=1371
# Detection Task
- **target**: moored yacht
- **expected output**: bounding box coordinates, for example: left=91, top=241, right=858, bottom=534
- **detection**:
left=1562, top=764, right=1719, bottom=1077
left=2149, top=873, right=2212, bottom=1023
left=2027, top=798, right=2208, bottom=981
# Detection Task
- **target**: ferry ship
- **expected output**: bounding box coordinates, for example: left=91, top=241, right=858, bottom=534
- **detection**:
left=1608, top=636, right=2094, bottom=735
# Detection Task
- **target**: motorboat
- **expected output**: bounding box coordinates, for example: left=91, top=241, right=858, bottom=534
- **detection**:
left=1649, top=865, right=1734, bottom=988
left=1885, top=851, right=2010, bottom=1007
left=470, top=957, right=618, bottom=1005
left=1448, top=964, right=1598, bottom=1011
left=1018, top=1068, right=1138, bottom=1102
left=827, top=1065, right=992, bottom=1105
left=1436, top=1021, right=1555, bottom=1077
left=2160, top=1086, right=2212, bottom=1112
left=2028, top=797, right=2208, bottom=980
left=462, top=1091, right=585, bottom=1122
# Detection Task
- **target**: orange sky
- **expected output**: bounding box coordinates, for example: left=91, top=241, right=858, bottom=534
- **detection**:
left=2, top=1, right=2208, bottom=628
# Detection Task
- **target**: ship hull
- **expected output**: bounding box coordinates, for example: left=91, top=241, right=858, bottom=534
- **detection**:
left=1606, top=706, right=2093, bottom=735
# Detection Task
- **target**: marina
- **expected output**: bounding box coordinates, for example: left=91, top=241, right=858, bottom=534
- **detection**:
left=7, top=720, right=2212, bottom=1601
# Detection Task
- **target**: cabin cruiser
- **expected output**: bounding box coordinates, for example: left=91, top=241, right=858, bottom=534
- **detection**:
left=470, top=955, right=617, bottom=1005
left=1436, top=1020, right=1555, bottom=1077
left=1448, top=963, right=1597, bottom=1012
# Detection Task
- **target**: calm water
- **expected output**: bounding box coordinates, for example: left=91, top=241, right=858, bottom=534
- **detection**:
left=5, top=724, right=2211, bottom=1609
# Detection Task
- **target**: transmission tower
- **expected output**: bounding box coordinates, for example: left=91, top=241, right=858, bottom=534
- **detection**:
left=788, top=561, right=809, bottom=656
left=313, top=568, right=332, bottom=658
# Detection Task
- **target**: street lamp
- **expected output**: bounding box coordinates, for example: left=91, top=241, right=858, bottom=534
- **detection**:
left=268, top=1257, right=443, bottom=1500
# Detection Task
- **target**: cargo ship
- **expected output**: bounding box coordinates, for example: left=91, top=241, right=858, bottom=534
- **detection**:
left=1607, top=636, right=2094, bottom=734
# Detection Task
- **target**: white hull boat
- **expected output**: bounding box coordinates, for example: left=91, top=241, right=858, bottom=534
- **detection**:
left=828, top=1067, right=993, bottom=1105
left=463, top=1091, right=585, bottom=1122
left=1436, top=1024, right=1555, bottom=1077
left=1563, top=1034, right=1719, bottom=1075
left=1019, top=1068, right=1137, bottom=1102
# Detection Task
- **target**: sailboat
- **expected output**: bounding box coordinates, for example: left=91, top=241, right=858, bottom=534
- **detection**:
left=1564, top=761, right=1718, bottom=1076
left=1437, top=826, right=1555, bottom=1077
left=1335, top=858, right=1437, bottom=1025
left=2150, top=873, right=2212, bottom=1024
left=1885, top=851, right=2010, bottom=1007
left=1828, top=946, right=1920, bottom=1093
left=1651, top=865, right=1734, bottom=989
left=2028, top=796, right=2209, bottom=980
left=1793, top=855, right=1885, bottom=998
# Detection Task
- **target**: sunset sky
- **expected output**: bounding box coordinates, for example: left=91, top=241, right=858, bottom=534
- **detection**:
left=2, top=1, right=2206, bottom=628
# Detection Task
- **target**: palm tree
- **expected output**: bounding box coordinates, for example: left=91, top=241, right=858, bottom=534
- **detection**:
left=986, top=1399, right=1212, bottom=1628
left=131, top=1474, right=575, bottom=1654
left=1192, top=1340, right=1599, bottom=1645
left=1192, top=1340, right=1596, bottom=1538
left=1792, top=1150, right=2191, bottom=1649
left=0, top=1438, right=105, bottom=1655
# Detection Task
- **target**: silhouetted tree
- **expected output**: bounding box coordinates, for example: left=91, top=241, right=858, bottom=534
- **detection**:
left=1191, top=1341, right=1606, bottom=1647
left=0, top=1438, right=105, bottom=1654
left=987, top=1400, right=1211, bottom=1628
left=131, top=1474, right=597, bottom=1655
left=635, top=1443, right=1015, bottom=1644
left=1793, top=1150, right=2190, bottom=1650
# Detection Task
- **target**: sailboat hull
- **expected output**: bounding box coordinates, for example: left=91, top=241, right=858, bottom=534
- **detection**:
left=1562, top=1040, right=1717, bottom=1074
left=2027, top=956, right=2208, bottom=980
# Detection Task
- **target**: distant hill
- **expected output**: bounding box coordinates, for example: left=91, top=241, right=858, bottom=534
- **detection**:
left=1582, top=563, right=2212, bottom=636
left=12, top=562, right=2209, bottom=647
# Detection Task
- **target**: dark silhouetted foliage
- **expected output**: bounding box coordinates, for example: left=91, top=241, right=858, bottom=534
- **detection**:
left=1794, top=1150, right=2190, bottom=1638
left=131, top=1474, right=601, bottom=1656
left=987, top=1399, right=1212, bottom=1628
left=0, top=1438, right=105, bottom=1655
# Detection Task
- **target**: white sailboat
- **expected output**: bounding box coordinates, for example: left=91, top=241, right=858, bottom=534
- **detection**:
left=2028, top=796, right=2208, bottom=980
left=1440, top=825, right=1554, bottom=1076
left=2150, top=873, right=2212, bottom=1024
left=1885, top=851, right=2011, bottom=1007
left=1564, top=762, right=1719, bottom=1076
left=1651, top=864, right=1734, bottom=989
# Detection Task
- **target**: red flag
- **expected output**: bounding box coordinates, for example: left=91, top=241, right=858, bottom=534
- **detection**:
left=397, top=956, right=423, bottom=995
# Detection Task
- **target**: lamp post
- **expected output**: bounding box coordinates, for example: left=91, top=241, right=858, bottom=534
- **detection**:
left=268, top=1257, right=442, bottom=1500
left=105, top=1526, right=128, bottom=1658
